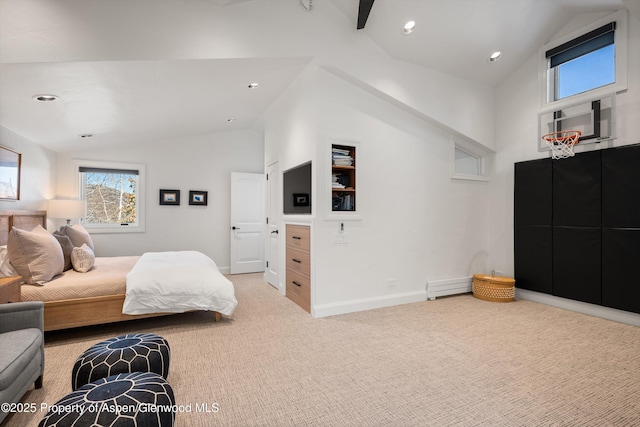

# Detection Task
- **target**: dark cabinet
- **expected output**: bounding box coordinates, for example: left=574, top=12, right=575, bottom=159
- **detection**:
left=602, top=229, right=640, bottom=312
left=552, top=151, right=601, bottom=227
left=514, top=144, right=640, bottom=314
left=514, top=159, right=553, bottom=293
left=514, top=226, right=553, bottom=294
left=552, top=227, right=601, bottom=304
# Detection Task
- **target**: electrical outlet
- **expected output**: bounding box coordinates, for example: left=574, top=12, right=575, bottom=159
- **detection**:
left=334, top=233, right=349, bottom=244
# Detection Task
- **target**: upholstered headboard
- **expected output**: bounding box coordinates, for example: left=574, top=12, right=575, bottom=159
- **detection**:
left=0, top=210, right=47, bottom=246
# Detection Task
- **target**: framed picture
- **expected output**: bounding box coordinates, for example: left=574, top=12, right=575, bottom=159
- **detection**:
left=293, top=193, right=309, bottom=207
left=159, top=189, right=180, bottom=205
left=189, top=190, right=208, bottom=206
left=0, top=145, right=21, bottom=200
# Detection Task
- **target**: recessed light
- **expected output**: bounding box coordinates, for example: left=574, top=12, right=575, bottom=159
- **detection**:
left=33, top=94, right=59, bottom=102
left=79, top=134, right=94, bottom=138
left=248, top=83, right=259, bottom=89
left=403, top=21, right=416, bottom=34
left=489, top=51, right=502, bottom=62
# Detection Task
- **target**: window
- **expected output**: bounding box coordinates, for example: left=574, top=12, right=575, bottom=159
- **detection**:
left=452, top=143, right=487, bottom=181
left=454, top=147, right=481, bottom=176
left=541, top=10, right=627, bottom=106
left=547, top=23, right=615, bottom=101
left=77, top=160, right=145, bottom=233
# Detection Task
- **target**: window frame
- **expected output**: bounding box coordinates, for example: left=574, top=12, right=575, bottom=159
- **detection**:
left=75, top=159, right=146, bottom=234
left=451, top=138, right=489, bottom=182
left=539, top=10, right=627, bottom=112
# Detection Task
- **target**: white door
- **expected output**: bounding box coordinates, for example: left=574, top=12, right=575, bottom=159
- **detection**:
left=230, top=172, right=265, bottom=274
left=264, top=162, right=280, bottom=289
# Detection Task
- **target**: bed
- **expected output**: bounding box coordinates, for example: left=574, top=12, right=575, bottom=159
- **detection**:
left=0, top=210, right=236, bottom=331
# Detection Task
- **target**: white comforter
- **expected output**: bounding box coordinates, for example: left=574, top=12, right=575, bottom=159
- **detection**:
left=123, top=251, right=237, bottom=316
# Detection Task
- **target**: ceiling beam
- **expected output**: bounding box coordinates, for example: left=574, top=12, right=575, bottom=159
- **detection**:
left=357, top=0, right=375, bottom=30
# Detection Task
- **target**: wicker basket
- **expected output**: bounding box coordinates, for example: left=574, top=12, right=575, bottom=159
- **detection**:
left=472, top=274, right=515, bottom=302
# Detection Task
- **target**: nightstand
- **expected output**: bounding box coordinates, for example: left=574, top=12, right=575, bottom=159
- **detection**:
left=0, top=276, right=22, bottom=304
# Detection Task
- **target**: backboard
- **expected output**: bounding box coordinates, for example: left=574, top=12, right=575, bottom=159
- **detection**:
left=539, top=93, right=616, bottom=152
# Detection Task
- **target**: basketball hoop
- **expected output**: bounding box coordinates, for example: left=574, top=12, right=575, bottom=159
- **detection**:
left=541, top=130, right=582, bottom=160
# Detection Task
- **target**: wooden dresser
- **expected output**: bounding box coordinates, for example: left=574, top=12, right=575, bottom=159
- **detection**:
left=286, top=224, right=311, bottom=312
left=0, top=276, right=22, bottom=304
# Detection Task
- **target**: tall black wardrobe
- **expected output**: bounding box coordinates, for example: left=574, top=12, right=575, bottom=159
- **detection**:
left=514, top=143, right=640, bottom=314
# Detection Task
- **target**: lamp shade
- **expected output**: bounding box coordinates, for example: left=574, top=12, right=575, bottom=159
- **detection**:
left=48, top=199, right=85, bottom=221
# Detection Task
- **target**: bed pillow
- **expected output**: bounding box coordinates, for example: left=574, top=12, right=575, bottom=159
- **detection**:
left=71, top=244, right=95, bottom=273
left=7, top=225, right=64, bottom=285
left=0, top=245, right=19, bottom=278
left=53, top=233, right=75, bottom=271
left=61, top=224, right=94, bottom=251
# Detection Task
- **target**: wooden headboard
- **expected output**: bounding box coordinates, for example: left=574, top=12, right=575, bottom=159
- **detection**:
left=0, top=210, right=47, bottom=246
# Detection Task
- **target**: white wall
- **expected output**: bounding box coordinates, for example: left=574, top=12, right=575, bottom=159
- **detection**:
left=55, top=130, right=263, bottom=270
left=488, top=10, right=640, bottom=323
left=311, top=69, right=490, bottom=316
left=264, top=64, right=318, bottom=175
left=0, top=126, right=56, bottom=214
left=262, top=63, right=319, bottom=291
left=324, top=57, right=497, bottom=150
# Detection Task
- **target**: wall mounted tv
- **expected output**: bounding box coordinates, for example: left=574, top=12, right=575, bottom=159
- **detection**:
left=283, top=161, right=312, bottom=215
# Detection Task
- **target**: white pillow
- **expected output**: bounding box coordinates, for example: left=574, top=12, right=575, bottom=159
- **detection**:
left=7, top=225, right=64, bottom=285
left=71, top=244, right=95, bottom=273
left=61, top=224, right=95, bottom=251
left=0, top=245, right=19, bottom=278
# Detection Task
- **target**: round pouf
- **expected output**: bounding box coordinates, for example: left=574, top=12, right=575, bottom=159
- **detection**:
left=39, top=372, right=175, bottom=427
left=72, top=333, right=170, bottom=391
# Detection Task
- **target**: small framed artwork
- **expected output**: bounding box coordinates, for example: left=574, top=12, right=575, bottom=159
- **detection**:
left=189, top=190, right=208, bottom=206
left=293, top=193, right=309, bottom=207
left=0, top=145, right=22, bottom=200
left=159, top=189, right=180, bottom=205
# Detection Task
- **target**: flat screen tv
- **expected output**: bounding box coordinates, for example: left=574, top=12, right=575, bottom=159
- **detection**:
left=283, top=161, right=311, bottom=214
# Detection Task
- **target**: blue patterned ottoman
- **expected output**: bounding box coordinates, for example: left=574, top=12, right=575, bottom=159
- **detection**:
left=72, top=333, right=170, bottom=391
left=39, top=372, right=175, bottom=426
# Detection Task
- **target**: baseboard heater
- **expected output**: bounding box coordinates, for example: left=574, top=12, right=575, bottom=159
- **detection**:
left=427, top=276, right=472, bottom=300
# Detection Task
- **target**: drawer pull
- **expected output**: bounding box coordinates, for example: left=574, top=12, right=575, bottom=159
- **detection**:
left=292, top=281, right=302, bottom=287
left=292, top=236, right=302, bottom=240
left=292, top=258, right=302, bottom=263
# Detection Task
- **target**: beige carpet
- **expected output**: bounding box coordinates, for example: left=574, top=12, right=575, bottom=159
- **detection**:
left=5, top=273, right=640, bottom=426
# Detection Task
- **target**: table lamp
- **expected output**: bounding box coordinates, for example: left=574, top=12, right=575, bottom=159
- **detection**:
left=48, top=199, right=85, bottom=225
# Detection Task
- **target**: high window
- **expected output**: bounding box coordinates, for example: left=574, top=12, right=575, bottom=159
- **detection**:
left=452, top=143, right=487, bottom=182
left=541, top=10, right=627, bottom=106
left=547, top=23, right=615, bottom=101
left=77, top=161, right=145, bottom=233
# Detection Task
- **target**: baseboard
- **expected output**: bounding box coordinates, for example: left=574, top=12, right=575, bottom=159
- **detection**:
left=516, top=289, right=640, bottom=327
left=312, top=290, right=426, bottom=318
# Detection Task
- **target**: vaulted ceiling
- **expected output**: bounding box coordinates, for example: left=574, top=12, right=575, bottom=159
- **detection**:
left=0, top=0, right=633, bottom=153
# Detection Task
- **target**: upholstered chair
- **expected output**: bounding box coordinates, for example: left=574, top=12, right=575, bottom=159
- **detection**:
left=0, top=301, right=45, bottom=423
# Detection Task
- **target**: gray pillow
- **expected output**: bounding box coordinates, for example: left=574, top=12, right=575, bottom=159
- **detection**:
left=53, top=232, right=74, bottom=271
left=60, top=224, right=95, bottom=251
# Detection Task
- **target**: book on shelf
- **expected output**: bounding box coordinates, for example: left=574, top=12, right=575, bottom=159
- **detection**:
left=332, top=193, right=354, bottom=211
left=332, top=173, right=350, bottom=188
left=332, top=148, right=354, bottom=166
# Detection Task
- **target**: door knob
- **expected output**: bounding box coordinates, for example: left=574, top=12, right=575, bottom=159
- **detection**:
left=231, top=226, right=240, bottom=230
left=271, top=230, right=279, bottom=234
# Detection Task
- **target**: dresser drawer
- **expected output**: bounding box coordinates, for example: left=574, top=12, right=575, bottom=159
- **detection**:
left=286, top=225, right=310, bottom=251
left=286, top=247, right=310, bottom=277
left=286, top=268, right=310, bottom=312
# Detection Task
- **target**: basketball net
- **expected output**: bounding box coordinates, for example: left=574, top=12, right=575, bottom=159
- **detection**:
left=541, top=130, right=582, bottom=160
